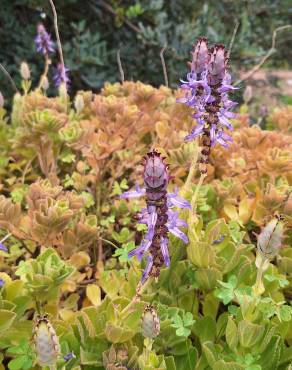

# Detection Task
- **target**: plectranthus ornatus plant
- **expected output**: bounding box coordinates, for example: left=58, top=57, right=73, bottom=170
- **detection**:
left=120, top=150, right=190, bottom=283
left=178, top=37, right=237, bottom=174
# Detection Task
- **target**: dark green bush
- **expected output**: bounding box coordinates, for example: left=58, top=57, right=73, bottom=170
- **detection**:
left=1, top=0, right=291, bottom=100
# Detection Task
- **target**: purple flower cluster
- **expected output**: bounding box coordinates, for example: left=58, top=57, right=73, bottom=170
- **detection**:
left=35, top=24, right=55, bottom=55
left=53, top=63, right=70, bottom=88
left=177, top=38, right=237, bottom=173
left=121, top=150, right=190, bottom=283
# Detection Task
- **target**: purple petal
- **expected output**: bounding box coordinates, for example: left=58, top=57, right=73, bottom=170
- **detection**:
left=141, top=255, right=153, bottom=283
left=0, top=243, right=7, bottom=252
left=169, top=226, right=189, bottom=244
left=167, top=192, right=191, bottom=210
left=64, top=352, right=76, bottom=362
left=218, top=114, right=233, bottom=130
left=218, top=84, right=237, bottom=93
left=120, top=185, right=146, bottom=199
left=210, top=124, right=216, bottom=145
left=184, top=124, right=205, bottom=142
left=0, top=278, right=4, bottom=287
left=128, top=238, right=151, bottom=261
left=161, top=237, right=170, bottom=267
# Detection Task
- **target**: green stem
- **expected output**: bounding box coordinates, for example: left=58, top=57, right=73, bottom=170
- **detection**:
left=0, top=232, right=12, bottom=244
left=253, top=254, right=269, bottom=296
left=145, top=338, right=153, bottom=364
left=191, top=172, right=207, bottom=212
left=185, top=339, right=192, bottom=370
left=100, top=238, right=118, bottom=249
left=183, top=152, right=199, bottom=196
left=120, top=278, right=152, bottom=318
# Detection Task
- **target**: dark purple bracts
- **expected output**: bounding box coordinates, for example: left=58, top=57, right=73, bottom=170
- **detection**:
left=120, top=150, right=190, bottom=282
left=178, top=38, right=237, bottom=174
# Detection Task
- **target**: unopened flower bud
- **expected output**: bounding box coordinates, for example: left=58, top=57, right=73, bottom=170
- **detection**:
left=257, top=217, right=283, bottom=258
left=41, top=76, right=49, bottom=91
left=34, top=315, right=60, bottom=367
left=243, top=85, right=253, bottom=104
left=0, top=92, right=4, bottom=108
left=141, top=305, right=160, bottom=339
left=191, top=37, right=209, bottom=75
left=208, top=44, right=227, bottom=85
left=143, top=150, right=169, bottom=191
left=74, top=94, right=85, bottom=114
left=20, top=62, right=30, bottom=80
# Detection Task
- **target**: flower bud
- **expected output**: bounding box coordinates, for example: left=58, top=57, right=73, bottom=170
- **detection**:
left=243, top=85, right=253, bottom=104
left=257, top=217, right=283, bottom=258
left=34, top=315, right=60, bottom=367
left=74, top=94, right=85, bottom=114
left=208, top=44, right=227, bottom=85
left=141, top=305, right=160, bottom=339
left=143, top=150, right=169, bottom=190
left=20, top=62, right=30, bottom=80
left=191, top=37, right=209, bottom=75
left=40, top=76, right=49, bottom=91
left=0, top=92, right=4, bottom=108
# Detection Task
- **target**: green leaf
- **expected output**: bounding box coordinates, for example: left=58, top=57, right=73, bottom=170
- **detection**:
left=0, top=310, right=16, bottom=333
left=226, top=316, right=238, bottom=352
left=8, top=356, right=28, bottom=370
left=81, top=191, right=95, bottom=208
left=60, top=149, right=76, bottom=163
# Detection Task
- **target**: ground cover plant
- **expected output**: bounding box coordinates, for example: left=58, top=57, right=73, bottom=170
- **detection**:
left=0, top=4, right=291, bottom=370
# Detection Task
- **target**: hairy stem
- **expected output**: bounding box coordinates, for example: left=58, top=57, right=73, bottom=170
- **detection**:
left=120, top=278, right=152, bottom=318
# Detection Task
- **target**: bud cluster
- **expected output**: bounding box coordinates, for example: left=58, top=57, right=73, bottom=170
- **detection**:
left=178, top=37, right=237, bottom=173
left=121, top=150, right=190, bottom=282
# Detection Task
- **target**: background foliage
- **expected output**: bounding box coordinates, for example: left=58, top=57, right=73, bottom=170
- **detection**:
left=1, top=0, right=292, bottom=101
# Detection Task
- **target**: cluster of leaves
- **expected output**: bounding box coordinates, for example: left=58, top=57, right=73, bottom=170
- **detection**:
left=1, top=0, right=292, bottom=102
left=0, top=74, right=291, bottom=369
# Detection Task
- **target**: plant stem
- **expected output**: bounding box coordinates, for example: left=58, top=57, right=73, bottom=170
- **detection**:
left=0, top=232, right=11, bottom=243
left=191, top=172, right=207, bottom=212
left=38, top=54, right=50, bottom=90
left=144, top=338, right=153, bottom=364
left=253, top=254, right=269, bottom=296
left=185, top=339, right=192, bottom=370
left=182, top=145, right=199, bottom=197
left=120, top=278, right=152, bottom=318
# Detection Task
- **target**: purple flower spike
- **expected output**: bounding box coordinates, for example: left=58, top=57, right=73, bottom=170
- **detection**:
left=53, top=63, right=70, bottom=88
left=35, top=24, right=55, bottom=55
left=178, top=38, right=237, bottom=173
left=0, top=243, right=7, bottom=253
left=122, top=150, right=189, bottom=282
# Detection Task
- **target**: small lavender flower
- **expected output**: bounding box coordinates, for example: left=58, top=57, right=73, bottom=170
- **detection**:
left=120, top=150, right=190, bottom=282
left=0, top=243, right=7, bottom=252
left=178, top=38, right=237, bottom=173
left=35, top=24, right=55, bottom=55
left=53, top=63, right=70, bottom=88
left=0, top=278, right=5, bottom=287
left=64, top=352, right=76, bottom=362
